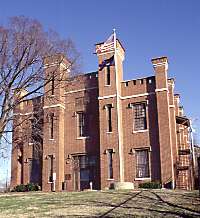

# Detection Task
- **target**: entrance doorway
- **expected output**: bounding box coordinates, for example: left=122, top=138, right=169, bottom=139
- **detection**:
left=28, top=158, right=42, bottom=185
left=72, top=155, right=97, bottom=191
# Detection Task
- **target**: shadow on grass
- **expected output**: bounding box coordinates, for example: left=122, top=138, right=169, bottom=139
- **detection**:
left=93, top=191, right=143, bottom=217
left=158, top=191, right=200, bottom=202
left=149, top=190, right=200, bottom=214
left=88, top=190, right=200, bottom=218
left=5, top=190, right=199, bottom=218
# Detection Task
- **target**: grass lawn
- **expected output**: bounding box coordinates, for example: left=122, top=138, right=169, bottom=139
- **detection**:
left=0, top=189, right=199, bottom=217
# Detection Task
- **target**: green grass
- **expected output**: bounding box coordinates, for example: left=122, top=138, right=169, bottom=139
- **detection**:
left=0, top=189, right=199, bottom=217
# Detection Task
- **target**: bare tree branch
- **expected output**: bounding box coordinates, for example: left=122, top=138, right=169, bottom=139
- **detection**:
left=0, top=16, right=82, bottom=143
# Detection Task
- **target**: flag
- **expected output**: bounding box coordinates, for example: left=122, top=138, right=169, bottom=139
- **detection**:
left=96, top=33, right=115, bottom=54
left=99, top=55, right=115, bottom=71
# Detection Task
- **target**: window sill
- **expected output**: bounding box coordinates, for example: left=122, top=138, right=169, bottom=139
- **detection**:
left=135, top=177, right=151, bottom=181
left=49, top=138, right=55, bottom=141
left=107, top=178, right=114, bottom=181
left=48, top=182, right=53, bottom=184
left=133, top=129, right=148, bottom=133
left=76, top=136, right=89, bottom=140
left=105, top=85, right=111, bottom=87
left=106, top=132, right=113, bottom=134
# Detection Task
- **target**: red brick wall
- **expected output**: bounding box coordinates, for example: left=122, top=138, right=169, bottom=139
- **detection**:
left=11, top=50, right=194, bottom=191
left=11, top=97, right=43, bottom=189
left=152, top=57, right=174, bottom=187
left=64, top=72, right=100, bottom=191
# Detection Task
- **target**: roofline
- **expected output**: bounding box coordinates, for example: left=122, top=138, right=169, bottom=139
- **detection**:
left=121, top=76, right=155, bottom=83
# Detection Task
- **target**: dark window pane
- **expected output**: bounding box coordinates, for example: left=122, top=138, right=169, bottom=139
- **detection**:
left=106, top=66, right=111, bottom=85
left=50, top=113, right=54, bottom=139
left=29, top=159, right=41, bottom=184
left=77, top=112, right=85, bottom=137
left=48, top=155, right=53, bottom=182
left=135, top=150, right=149, bottom=178
left=108, top=150, right=113, bottom=179
left=107, top=105, right=112, bottom=132
left=133, top=103, right=147, bottom=131
left=79, top=155, right=88, bottom=168
left=51, top=73, right=55, bottom=95
left=80, top=169, right=90, bottom=181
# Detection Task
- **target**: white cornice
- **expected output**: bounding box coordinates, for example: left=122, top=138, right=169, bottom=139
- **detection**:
left=13, top=112, right=33, bottom=116
left=64, top=86, right=97, bottom=95
left=155, top=88, right=168, bottom=92
left=43, top=104, right=65, bottom=110
left=120, top=92, right=154, bottom=100
left=98, top=94, right=116, bottom=100
left=98, top=92, right=155, bottom=100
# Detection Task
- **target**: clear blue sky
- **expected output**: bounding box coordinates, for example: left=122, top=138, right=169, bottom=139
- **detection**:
left=0, top=0, right=200, bottom=182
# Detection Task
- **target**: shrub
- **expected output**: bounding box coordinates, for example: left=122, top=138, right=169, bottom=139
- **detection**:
left=12, top=184, right=26, bottom=192
left=12, top=183, right=40, bottom=192
left=26, top=183, right=34, bottom=191
left=139, top=182, right=161, bottom=189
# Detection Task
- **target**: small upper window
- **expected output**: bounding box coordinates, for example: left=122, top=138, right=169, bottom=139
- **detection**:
left=51, top=73, right=55, bottom=95
left=49, top=113, right=54, bottom=139
left=106, top=66, right=111, bottom=85
left=77, top=112, right=86, bottom=137
left=106, top=104, right=112, bottom=132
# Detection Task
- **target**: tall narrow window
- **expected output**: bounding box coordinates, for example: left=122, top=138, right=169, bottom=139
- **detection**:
left=29, top=158, right=40, bottom=184
left=77, top=112, right=85, bottom=137
left=107, top=149, right=113, bottom=179
left=48, top=155, right=53, bottom=182
left=133, top=103, right=147, bottom=131
left=106, top=104, right=112, bottom=132
left=51, top=73, right=55, bottom=95
left=50, top=113, right=54, bottom=139
left=106, top=66, right=111, bottom=85
left=135, top=149, right=150, bottom=178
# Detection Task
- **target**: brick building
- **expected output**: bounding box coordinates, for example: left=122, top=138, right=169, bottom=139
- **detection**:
left=10, top=35, right=194, bottom=191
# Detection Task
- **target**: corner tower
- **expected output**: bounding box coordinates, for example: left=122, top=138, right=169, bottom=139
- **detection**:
left=42, top=54, right=70, bottom=191
left=151, top=57, right=175, bottom=188
left=95, top=32, right=128, bottom=189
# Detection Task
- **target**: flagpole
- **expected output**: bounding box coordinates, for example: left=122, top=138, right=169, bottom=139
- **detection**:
left=113, top=28, right=116, bottom=52
left=190, top=119, right=196, bottom=172
left=113, top=29, right=124, bottom=183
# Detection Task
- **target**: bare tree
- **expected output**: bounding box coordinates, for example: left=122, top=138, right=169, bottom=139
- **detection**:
left=0, top=16, right=81, bottom=143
